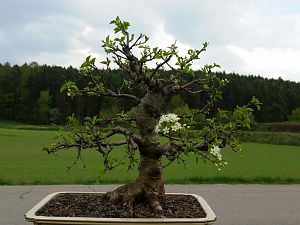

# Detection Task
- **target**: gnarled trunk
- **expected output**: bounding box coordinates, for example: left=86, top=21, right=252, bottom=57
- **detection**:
left=106, top=155, right=164, bottom=215
left=106, top=89, right=166, bottom=215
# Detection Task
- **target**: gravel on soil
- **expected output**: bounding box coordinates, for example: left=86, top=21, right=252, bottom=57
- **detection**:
left=36, top=193, right=206, bottom=218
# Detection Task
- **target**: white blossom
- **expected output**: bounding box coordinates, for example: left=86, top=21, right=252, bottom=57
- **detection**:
left=67, top=88, right=72, bottom=96
left=155, top=113, right=187, bottom=134
left=221, top=79, right=229, bottom=85
left=210, top=145, right=222, bottom=161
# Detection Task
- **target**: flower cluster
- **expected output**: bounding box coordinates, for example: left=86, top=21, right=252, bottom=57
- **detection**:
left=210, top=145, right=222, bottom=161
left=155, top=113, right=187, bottom=134
left=221, top=79, right=229, bottom=85
left=67, top=88, right=72, bottom=96
left=209, top=145, right=228, bottom=170
left=66, top=88, right=78, bottom=97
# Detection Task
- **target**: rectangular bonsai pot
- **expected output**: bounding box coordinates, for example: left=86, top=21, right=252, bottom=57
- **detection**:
left=25, top=192, right=216, bottom=225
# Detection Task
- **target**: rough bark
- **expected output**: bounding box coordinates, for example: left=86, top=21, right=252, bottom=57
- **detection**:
left=106, top=156, right=164, bottom=215
left=106, top=88, right=166, bottom=215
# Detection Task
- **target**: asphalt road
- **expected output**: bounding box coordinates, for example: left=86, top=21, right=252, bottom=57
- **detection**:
left=0, top=184, right=299, bottom=225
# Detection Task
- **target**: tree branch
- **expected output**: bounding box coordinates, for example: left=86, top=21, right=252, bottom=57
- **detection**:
left=150, top=54, right=173, bottom=77
left=104, top=127, right=143, bottom=145
left=159, top=140, right=209, bottom=156
left=83, top=67, right=141, bottom=103
left=104, top=91, right=141, bottom=102
left=129, top=33, right=144, bottom=50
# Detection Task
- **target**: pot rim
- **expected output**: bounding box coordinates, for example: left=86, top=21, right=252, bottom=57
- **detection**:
left=25, top=191, right=216, bottom=224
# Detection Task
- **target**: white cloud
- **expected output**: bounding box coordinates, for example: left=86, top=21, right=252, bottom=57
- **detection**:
left=145, top=23, right=202, bottom=69
left=227, top=45, right=300, bottom=80
left=0, top=0, right=300, bottom=81
left=0, top=31, right=4, bottom=43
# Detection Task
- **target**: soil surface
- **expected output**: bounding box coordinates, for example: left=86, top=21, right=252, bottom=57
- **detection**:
left=36, top=193, right=206, bottom=218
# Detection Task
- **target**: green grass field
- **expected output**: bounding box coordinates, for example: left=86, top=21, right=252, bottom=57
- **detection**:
left=0, top=122, right=300, bottom=185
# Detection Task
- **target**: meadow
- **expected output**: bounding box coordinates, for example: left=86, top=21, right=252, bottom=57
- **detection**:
left=0, top=121, right=300, bottom=185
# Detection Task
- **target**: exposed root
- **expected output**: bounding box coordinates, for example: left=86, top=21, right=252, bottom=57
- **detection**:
left=105, top=157, right=165, bottom=216
left=105, top=182, right=143, bottom=215
left=145, top=192, right=163, bottom=216
left=105, top=182, right=164, bottom=217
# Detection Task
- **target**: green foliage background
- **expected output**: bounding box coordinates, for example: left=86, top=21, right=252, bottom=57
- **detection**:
left=0, top=62, right=300, bottom=124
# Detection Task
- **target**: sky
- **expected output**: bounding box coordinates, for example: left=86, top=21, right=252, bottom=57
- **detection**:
left=1, top=0, right=300, bottom=82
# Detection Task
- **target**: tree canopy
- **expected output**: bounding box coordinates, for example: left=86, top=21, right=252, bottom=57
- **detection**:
left=38, top=17, right=262, bottom=215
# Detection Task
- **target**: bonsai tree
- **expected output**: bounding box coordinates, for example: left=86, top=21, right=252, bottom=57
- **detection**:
left=45, top=17, right=260, bottom=216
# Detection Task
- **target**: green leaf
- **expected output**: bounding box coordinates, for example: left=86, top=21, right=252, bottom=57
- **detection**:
left=60, top=81, right=77, bottom=93
left=123, top=21, right=130, bottom=28
left=213, top=63, right=221, bottom=68
left=114, top=27, right=121, bottom=33
left=90, top=58, right=96, bottom=65
left=84, top=117, right=93, bottom=123
left=251, top=96, right=262, bottom=110
left=100, top=57, right=111, bottom=66
left=203, top=42, right=209, bottom=48
left=188, top=49, right=194, bottom=55
left=105, top=36, right=110, bottom=44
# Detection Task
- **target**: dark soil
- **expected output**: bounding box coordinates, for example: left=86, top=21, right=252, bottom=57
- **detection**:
left=36, top=193, right=206, bottom=218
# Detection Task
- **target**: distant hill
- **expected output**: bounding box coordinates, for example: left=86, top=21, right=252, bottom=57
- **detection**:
left=0, top=62, right=299, bottom=124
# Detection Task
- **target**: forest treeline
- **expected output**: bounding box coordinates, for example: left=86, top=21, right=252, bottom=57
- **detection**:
left=0, top=62, right=300, bottom=124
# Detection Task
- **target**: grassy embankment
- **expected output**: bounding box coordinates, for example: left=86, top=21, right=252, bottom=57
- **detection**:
left=0, top=120, right=300, bottom=185
left=238, top=121, right=300, bottom=146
